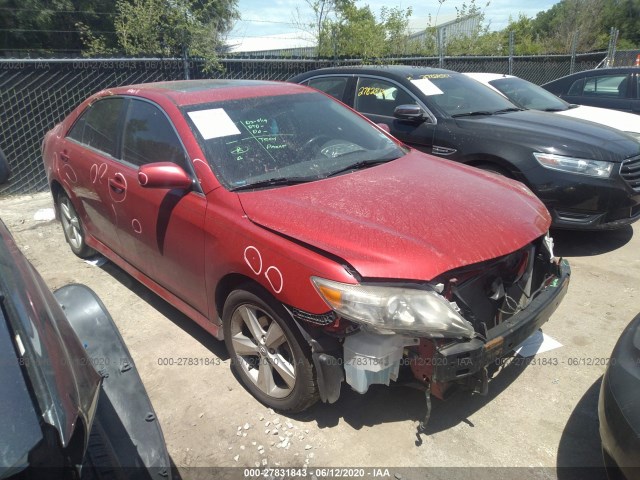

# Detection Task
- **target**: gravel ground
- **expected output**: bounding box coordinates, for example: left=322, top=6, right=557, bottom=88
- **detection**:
left=2, top=191, right=638, bottom=479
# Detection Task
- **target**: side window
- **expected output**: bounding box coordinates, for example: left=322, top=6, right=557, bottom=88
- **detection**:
left=307, top=77, right=348, bottom=101
left=567, top=78, right=584, bottom=96
left=122, top=100, right=186, bottom=168
left=355, top=78, right=414, bottom=117
left=583, top=74, right=629, bottom=98
left=67, top=98, right=124, bottom=157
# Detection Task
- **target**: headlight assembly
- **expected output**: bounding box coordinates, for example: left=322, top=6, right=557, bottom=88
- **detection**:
left=533, top=152, right=614, bottom=178
left=311, top=277, right=475, bottom=338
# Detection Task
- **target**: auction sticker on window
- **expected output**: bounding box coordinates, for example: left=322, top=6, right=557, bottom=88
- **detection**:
left=188, top=108, right=240, bottom=140
left=411, top=78, right=444, bottom=96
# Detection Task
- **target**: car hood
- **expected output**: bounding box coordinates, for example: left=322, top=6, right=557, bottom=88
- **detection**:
left=237, top=151, right=550, bottom=281
left=556, top=105, right=640, bottom=136
left=455, top=110, right=640, bottom=161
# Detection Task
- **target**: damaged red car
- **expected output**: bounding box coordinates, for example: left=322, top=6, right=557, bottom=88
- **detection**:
left=42, top=80, right=570, bottom=420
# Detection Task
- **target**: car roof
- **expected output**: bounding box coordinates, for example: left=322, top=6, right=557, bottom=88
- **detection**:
left=463, top=72, right=515, bottom=82
left=98, top=79, right=312, bottom=107
left=543, top=67, right=638, bottom=86
left=293, top=65, right=458, bottom=81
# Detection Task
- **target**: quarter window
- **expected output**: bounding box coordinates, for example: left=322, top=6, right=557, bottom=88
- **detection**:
left=67, top=98, right=124, bottom=157
left=122, top=100, right=186, bottom=167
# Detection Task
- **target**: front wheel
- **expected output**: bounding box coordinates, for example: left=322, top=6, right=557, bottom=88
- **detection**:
left=223, top=285, right=318, bottom=412
left=58, top=192, right=95, bottom=258
left=475, top=163, right=512, bottom=178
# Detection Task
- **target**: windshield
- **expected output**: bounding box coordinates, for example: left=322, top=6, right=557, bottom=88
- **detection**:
left=410, top=73, right=518, bottom=117
left=489, top=77, right=570, bottom=111
left=182, top=92, right=404, bottom=190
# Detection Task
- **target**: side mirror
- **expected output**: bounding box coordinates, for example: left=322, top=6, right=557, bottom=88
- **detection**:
left=376, top=123, right=391, bottom=133
left=138, top=162, right=192, bottom=190
left=0, top=148, right=10, bottom=185
left=394, top=104, right=427, bottom=123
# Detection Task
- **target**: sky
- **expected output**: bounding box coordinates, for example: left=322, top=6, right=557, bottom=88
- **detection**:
left=227, top=0, right=561, bottom=52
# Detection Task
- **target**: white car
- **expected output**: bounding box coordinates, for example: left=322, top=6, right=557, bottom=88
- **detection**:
left=464, top=72, right=640, bottom=141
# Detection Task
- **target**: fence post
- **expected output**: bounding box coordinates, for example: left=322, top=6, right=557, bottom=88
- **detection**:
left=508, top=31, right=514, bottom=75
left=183, top=46, right=190, bottom=80
left=605, top=27, right=619, bottom=67
left=438, top=28, right=445, bottom=69
left=570, top=31, right=578, bottom=74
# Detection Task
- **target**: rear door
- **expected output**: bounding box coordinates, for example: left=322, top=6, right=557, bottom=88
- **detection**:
left=112, top=98, right=208, bottom=314
left=62, top=97, right=126, bottom=251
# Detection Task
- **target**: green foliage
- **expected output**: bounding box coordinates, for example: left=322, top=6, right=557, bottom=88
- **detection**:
left=0, top=0, right=118, bottom=54
left=307, top=1, right=411, bottom=59
left=114, top=0, right=238, bottom=67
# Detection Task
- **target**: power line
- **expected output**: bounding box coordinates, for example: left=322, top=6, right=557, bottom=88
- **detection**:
left=0, top=28, right=117, bottom=34
left=0, top=6, right=117, bottom=16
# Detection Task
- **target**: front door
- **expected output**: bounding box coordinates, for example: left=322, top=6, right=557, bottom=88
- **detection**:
left=353, top=77, right=437, bottom=154
left=112, top=98, right=208, bottom=315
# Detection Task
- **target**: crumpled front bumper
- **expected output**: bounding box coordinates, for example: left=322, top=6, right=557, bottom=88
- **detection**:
left=430, top=259, right=570, bottom=384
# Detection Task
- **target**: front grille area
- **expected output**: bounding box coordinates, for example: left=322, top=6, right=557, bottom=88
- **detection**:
left=621, top=155, right=640, bottom=192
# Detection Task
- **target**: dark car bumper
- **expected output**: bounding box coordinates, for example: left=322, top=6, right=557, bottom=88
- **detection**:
left=598, top=313, right=640, bottom=480
left=431, top=259, right=570, bottom=383
left=524, top=163, right=640, bottom=230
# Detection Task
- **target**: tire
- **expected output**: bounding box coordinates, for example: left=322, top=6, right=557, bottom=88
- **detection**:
left=81, top=418, right=124, bottom=480
left=223, top=284, right=319, bottom=412
left=0, top=147, right=10, bottom=185
left=58, top=192, right=96, bottom=258
left=475, top=163, right=512, bottom=178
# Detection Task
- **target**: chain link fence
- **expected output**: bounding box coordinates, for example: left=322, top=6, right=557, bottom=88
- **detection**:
left=0, top=51, right=609, bottom=194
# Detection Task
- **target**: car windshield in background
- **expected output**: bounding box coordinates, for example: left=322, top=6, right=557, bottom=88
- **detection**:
left=489, top=77, right=571, bottom=112
left=410, top=73, right=519, bottom=117
left=183, top=92, right=404, bottom=191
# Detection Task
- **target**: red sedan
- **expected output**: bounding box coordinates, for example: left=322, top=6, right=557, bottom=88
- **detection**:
left=42, top=80, right=569, bottom=417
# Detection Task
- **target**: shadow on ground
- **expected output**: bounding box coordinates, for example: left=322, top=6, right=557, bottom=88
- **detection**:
left=552, top=225, right=633, bottom=257
left=556, top=377, right=607, bottom=480
left=290, top=358, right=531, bottom=438
left=99, top=261, right=229, bottom=360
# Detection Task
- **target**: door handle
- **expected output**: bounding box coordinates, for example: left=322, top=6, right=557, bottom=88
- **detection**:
left=59, top=151, right=69, bottom=162
left=109, top=177, right=126, bottom=194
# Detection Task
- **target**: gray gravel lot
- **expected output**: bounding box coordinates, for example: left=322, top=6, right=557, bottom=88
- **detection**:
left=1, top=191, right=638, bottom=479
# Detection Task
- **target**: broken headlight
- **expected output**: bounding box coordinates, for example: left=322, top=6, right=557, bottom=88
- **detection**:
left=311, top=277, right=475, bottom=338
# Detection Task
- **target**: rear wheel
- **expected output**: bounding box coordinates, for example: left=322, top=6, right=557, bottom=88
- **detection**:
left=58, top=192, right=95, bottom=258
left=223, top=285, right=318, bottom=412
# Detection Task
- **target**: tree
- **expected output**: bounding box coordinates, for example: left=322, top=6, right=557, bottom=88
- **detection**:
left=114, top=0, right=239, bottom=65
left=295, top=0, right=353, bottom=56
left=380, top=6, right=413, bottom=56
left=309, top=2, right=411, bottom=59
left=0, top=0, right=119, bottom=55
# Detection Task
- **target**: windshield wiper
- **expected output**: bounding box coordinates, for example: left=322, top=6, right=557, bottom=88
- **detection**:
left=493, top=107, right=524, bottom=114
left=325, top=158, right=395, bottom=178
left=451, top=111, right=494, bottom=118
left=543, top=107, right=567, bottom=112
left=230, top=177, right=312, bottom=191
